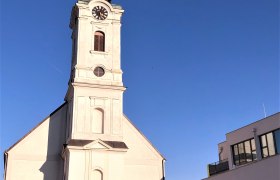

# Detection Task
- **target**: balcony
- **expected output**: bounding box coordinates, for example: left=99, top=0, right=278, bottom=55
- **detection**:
left=207, top=159, right=229, bottom=176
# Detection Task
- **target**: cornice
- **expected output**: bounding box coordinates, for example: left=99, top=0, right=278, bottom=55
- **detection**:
left=72, top=82, right=126, bottom=91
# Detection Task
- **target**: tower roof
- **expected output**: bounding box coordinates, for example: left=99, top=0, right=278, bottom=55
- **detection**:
left=78, top=0, right=112, bottom=3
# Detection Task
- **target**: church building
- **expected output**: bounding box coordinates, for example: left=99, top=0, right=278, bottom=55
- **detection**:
left=4, top=0, right=165, bottom=179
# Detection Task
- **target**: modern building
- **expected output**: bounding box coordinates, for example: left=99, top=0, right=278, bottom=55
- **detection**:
left=203, top=112, right=280, bottom=180
left=4, top=0, right=165, bottom=180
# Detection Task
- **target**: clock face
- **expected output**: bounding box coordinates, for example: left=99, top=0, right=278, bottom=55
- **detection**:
left=92, top=6, right=108, bottom=20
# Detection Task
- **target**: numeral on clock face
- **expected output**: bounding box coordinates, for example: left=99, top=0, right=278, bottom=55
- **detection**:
left=92, top=6, right=108, bottom=20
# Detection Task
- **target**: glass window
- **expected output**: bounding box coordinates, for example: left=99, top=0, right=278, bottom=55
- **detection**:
left=274, top=129, right=280, bottom=154
left=94, top=31, right=105, bottom=52
left=262, top=148, right=268, bottom=158
left=238, top=143, right=246, bottom=164
left=261, top=135, right=267, bottom=146
left=232, top=138, right=256, bottom=166
left=260, top=129, right=280, bottom=158
left=250, top=139, right=257, bottom=160
left=94, top=67, right=105, bottom=77
left=252, top=150, right=257, bottom=161
left=267, top=133, right=276, bottom=156
left=233, top=145, right=239, bottom=165
left=251, top=139, right=256, bottom=151
left=245, top=141, right=252, bottom=162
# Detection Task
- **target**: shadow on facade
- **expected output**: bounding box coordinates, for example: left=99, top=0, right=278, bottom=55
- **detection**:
left=39, top=104, right=67, bottom=180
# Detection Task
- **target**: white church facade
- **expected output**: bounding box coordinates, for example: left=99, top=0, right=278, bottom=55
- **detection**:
left=4, top=0, right=165, bottom=179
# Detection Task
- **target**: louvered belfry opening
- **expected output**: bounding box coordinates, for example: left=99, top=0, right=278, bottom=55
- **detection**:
left=94, top=31, right=105, bottom=52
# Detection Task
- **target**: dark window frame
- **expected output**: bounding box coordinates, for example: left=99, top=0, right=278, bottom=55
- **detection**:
left=259, top=128, right=280, bottom=158
left=232, top=138, right=256, bottom=166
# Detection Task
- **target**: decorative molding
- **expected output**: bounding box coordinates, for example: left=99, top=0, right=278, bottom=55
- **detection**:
left=78, top=17, right=88, bottom=20
left=72, top=82, right=126, bottom=91
left=89, top=50, right=109, bottom=55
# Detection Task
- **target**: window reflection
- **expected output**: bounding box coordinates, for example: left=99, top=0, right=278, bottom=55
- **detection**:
left=232, top=138, right=256, bottom=166
left=275, top=129, right=280, bottom=154
left=260, top=129, right=280, bottom=158
left=267, top=133, right=276, bottom=156
left=94, top=31, right=105, bottom=52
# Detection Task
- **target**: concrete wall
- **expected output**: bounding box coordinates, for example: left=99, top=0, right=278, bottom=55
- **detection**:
left=218, top=141, right=228, bottom=161
left=203, top=154, right=280, bottom=180
left=204, top=113, right=280, bottom=180
left=225, top=113, right=280, bottom=169
left=5, top=104, right=67, bottom=180
left=226, top=113, right=280, bottom=146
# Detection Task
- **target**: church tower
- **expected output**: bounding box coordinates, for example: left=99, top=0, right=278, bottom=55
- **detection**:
left=64, top=1, right=128, bottom=179
left=65, top=0, right=125, bottom=142
left=4, top=1, right=165, bottom=180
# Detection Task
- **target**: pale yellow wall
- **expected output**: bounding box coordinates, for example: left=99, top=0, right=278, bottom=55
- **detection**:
left=122, top=115, right=164, bottom=179
left=5, top=108, right=164, bottom=180
left=64, top=114, right=164, bottom=180
left=67, top=0, right=126, bottom=142
left=67, top=150, right=87, bottom=180
left=5, top=104, right=67, bottom=180
left=70, top=0, right=124, bottom=87
left=69, top=86, right=125, bottom=142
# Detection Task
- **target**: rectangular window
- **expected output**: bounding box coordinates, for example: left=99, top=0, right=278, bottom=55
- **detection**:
left=251, top=139, right=257, bottom=161
left=260, top=129, right=280, bottom=158
left=232, top=138, right=256, bottom=166
left=275, top=129, right=280, bottom=154
left=94, top=32, right=105, bottom=52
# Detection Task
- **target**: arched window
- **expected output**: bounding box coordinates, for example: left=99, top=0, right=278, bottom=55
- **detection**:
left=92, top=170, right=103, bottom=180
left=94, top=31, right=105, bottom=52
left=91, top=108, right=104, bottom=134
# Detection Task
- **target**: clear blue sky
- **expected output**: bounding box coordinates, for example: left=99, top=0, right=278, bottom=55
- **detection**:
left=1, top=0, right=279, bottom=179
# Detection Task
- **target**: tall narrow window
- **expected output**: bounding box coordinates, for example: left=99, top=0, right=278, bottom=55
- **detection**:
left=92, top=170, right=103, bottom=180
left=275, top=129, right=280, bottom=154
left=91, top=108, right=104, bottom=134
left=94, top=31, right=105, bottom=52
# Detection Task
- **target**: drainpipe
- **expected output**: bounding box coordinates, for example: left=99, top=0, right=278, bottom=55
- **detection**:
left=162, top=159, right=166, bottom=180
left=253, top=128, right=262, bottom=161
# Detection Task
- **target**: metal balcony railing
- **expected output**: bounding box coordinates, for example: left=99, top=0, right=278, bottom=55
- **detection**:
left=208, top=159, right=229, bottom=176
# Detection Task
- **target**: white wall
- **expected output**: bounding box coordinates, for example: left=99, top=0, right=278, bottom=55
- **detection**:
left=122, top=115, right=164, bottom=180
left=65, top=115, right=164, bottom=180
left=5, top=104, right=67, bottom=180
